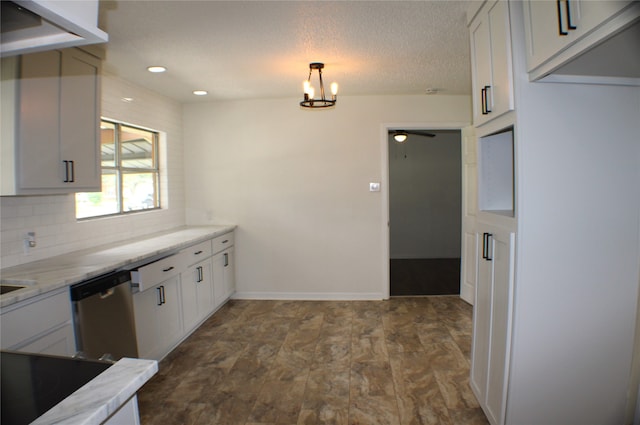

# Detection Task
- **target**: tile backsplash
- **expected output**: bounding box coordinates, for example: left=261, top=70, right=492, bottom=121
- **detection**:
left=0, top=72, right=186, bottom=269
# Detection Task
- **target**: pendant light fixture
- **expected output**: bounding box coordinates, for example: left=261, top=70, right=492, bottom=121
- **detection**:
left=300, top=62, right=338, bottom=108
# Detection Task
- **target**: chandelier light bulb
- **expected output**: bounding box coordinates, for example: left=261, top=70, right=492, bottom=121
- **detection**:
left=307, top=86, right=315, bottom=100
left=331, top=82, right=339, bottom=96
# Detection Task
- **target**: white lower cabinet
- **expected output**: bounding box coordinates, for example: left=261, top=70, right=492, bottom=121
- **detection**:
left=133, top=275, right=182, bottom=360
left=16, top=323, right=76, bottom=357
left=0, top=287, right=76, bottom=357
left=131, top=230, right=235, bottom=360
left=470, top=224, right=515, bottom=425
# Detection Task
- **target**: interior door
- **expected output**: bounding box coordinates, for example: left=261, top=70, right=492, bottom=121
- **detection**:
left=460, top=125, right=478, bottom=304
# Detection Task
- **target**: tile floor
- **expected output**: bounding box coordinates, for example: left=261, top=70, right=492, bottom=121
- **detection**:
left=137, top=297, right=489, bottom=425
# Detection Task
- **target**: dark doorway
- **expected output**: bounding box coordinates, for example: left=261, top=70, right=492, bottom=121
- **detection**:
left=388, top=129, right=462, bottom=296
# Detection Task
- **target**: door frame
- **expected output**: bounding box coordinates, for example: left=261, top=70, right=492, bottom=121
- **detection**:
left=380, top=121, right=470, bottom=299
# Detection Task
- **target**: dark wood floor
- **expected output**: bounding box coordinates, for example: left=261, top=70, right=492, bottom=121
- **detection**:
left=390, top=258, right=461, bottom=296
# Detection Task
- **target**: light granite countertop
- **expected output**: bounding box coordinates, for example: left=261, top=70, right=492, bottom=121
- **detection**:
left=31, top=357, right=158, bottom=425
left=0, top=225, right=235, bottom=308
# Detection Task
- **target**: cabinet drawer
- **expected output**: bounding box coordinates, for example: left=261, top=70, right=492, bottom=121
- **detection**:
left=131, top=252, right=187, bottom=292
left=1, top=289, right=72, bottom=350
left=212, top=232, right=234, bottom=254
left=181, top=240, right=213, bottom=266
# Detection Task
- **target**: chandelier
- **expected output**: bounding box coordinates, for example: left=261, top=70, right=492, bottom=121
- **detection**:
left=300, top=62, right=338, bottom=108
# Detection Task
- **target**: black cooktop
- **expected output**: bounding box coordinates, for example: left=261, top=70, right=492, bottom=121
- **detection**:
left=1, top=351, right=111, bottom=425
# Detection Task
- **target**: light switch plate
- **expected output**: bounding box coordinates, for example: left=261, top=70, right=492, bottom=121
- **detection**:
left=369, top=182, right=381, bottom=192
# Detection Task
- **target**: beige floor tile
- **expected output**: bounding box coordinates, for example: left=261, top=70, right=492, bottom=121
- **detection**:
left=138, top=297, right=489, bottom=425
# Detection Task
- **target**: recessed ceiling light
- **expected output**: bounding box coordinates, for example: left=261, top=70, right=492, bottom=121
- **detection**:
left=147, top=66, right=167, bottom=73
left=121, top=97, right=134, bottom=102
left=193, top=90, right=208, bottom=96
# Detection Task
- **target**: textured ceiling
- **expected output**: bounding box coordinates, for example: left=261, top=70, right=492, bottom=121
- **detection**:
left=99, top=1, right=472, bottom=103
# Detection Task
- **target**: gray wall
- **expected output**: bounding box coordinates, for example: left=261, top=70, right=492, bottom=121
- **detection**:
left=389, top=130, right=461, bottom=259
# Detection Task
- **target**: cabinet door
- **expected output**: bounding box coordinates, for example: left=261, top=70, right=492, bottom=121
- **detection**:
left=460, top=126, right=478, bottom=304
left=59, top=49, right=101, bottom=191
left=0, top=288, right=74, bottom=351
left=14, top=48, right=101, bottom=194
left=134, top=276, right=183, bottom=360
left=16, top=323, right=76, bottom=357
left=471, top=231, right=492, bottom=400
left=156, top=276, right=182, bottom=357
left=486, top=0, right=513, bottom=120
left=181, top=258, right=214, bottom=332
left=222, top=248, right=235, bottom=301
left=212, top=251, right=225, bottom=308
left=197, top=260, right=215, bottom=318
left=17, top=50, right=63, bottom=190
left=524, top=0, right=632, bottom=72
left=470, top=0, right=514, bottom=126
left=485, top=229, right=515, bottom=425
left=470, top=10, right=492, bottom=125
left=470, top=226, right=515, bottom=425
left=181, top=267, right=200, bottom=333
left=133, top=286, right=162, bottom=359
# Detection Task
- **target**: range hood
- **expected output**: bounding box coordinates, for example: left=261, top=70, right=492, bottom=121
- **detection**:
left=1, top=1, right=108, bottom=57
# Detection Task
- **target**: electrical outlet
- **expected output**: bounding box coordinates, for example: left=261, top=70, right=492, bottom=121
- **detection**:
left=23, top=232, right=36, bottom=255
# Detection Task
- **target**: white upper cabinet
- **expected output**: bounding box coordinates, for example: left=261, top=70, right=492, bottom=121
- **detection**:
left=1, top=48, right=101, bottom=195
left=523, top=0, right=640, bottom=81
left=469, top=0, right=514, bottom=127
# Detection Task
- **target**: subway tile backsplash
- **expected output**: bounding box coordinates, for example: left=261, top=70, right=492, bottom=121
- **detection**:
left=1, top=73, right=186, bottom=269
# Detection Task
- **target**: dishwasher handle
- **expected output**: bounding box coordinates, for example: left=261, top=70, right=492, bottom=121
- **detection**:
left=70, top=271, right=132, bottom=301
left=99, top=288, right=115, bottom=299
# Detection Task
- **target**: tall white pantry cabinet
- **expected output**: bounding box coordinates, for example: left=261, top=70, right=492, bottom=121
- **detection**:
left=466, top=1, right=640, bottom=424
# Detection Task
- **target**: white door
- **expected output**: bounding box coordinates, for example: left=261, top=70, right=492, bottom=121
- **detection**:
left=460, top=125, right=478, bottom=304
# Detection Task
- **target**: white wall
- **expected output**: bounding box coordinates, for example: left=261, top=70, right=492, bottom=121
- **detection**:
left=388, top=130, right=461, bottom=259
left=183, top=94, right=471, bottom=299
left=0, top=73, right=185, bottom=269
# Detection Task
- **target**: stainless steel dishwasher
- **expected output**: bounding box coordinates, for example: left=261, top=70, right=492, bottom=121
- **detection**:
left=70, top=270, right=138, bottom=361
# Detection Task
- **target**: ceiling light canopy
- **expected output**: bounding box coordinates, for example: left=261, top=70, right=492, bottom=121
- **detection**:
left=300, top=62, right=338, bottom=109
left=393, top=132, right=408, bottom=143
left=147, top=65, right=167, bottom=73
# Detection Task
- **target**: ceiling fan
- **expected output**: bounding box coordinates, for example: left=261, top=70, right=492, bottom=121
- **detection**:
left=391, top=130, right=436, bottom=142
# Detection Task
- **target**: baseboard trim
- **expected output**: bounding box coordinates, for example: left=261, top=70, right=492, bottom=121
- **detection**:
left=233, top=291, right=385, bottom=301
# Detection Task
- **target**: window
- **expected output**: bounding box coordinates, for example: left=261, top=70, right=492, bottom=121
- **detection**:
left=76, top=119, right=160, bottom=219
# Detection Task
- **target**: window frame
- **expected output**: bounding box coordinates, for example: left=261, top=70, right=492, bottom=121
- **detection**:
left=75, top=118, right=161, bottom=220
